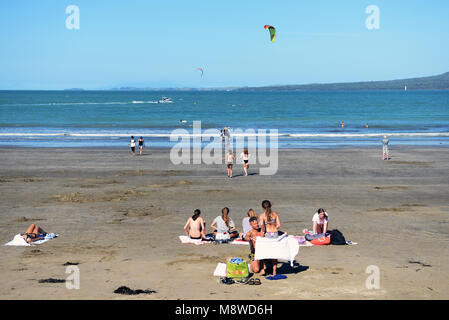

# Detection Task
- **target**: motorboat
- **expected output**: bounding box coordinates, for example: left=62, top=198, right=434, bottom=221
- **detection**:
left=158, top=97, right=173, bottom=103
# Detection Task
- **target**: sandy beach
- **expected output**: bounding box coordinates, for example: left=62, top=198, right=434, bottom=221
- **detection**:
left=0, top=146, right=448, bottom=300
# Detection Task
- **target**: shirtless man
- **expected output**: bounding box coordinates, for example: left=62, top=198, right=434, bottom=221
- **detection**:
left=183, top=209, right=206, bottom=240
left=244, top=217, right=265, bottom=274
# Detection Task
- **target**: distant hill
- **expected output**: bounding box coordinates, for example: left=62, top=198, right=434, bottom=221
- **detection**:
left=233, top=72, right=449, bottom=91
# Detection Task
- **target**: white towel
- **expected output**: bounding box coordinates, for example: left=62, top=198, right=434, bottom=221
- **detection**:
left=4, top=233, right=58, bottom=246
left=254, top=234, right=300, bottom=266
left=178, top=235, right=210, bottom=245
left=230, top=239, right=249, bottom=245
left=4, top=234, right=31, bottom=246
left=213, top=262, right=227, bottom=277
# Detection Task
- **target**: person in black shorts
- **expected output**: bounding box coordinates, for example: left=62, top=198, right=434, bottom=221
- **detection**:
left=138, top=136, right=145, bottom=155
left=129, top=136, right=136, bottom=156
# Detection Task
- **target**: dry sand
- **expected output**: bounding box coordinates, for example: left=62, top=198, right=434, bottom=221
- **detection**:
left=0, top=146, right=448, bottom=299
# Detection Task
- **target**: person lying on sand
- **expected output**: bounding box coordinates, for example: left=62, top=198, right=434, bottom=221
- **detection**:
left=244, top=216, right=265, bottom=274
left=22, top=224, right=47, bottom=243
left=184, top=209, right=206, bottom=240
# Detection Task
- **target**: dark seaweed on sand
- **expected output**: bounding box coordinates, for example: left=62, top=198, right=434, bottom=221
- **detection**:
left=114, top=286, right=156, bottom=295
left=38, top=278, right=66, bottom=283
left=63, top=262, right=79, bottom=266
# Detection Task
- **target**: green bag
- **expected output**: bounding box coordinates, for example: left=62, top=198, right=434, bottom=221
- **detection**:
left=226, top=258, right=249, bottom=278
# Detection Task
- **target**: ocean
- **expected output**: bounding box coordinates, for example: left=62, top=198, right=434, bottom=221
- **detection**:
left=0, top=90, right=448, bottom=148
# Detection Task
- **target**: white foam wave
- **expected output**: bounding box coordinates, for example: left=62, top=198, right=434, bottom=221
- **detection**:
left=0, top=100, right=160, bottom=107
left=1, top=132, right=448, bottom=138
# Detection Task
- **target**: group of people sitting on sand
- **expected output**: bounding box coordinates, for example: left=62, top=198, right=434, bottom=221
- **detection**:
left=183, top=200, right=330, bottom=276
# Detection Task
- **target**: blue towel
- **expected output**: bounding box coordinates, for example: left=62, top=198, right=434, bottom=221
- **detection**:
left=266, top=274, right=287, bottom=280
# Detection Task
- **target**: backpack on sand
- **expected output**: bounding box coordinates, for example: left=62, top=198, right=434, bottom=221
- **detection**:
left=330, top=229, right=346, bottom=245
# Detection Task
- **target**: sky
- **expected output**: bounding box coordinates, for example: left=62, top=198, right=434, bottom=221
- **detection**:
left=0, top=0, right=448, bottom=89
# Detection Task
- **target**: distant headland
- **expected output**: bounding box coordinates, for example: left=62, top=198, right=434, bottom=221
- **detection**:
left=63, top=71, right=449, bottom=91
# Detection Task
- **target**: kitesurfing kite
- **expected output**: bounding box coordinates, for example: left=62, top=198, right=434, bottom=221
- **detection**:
left=196, top=68, right=204, bottom=77
left=264, top=25, right=276, bottom=42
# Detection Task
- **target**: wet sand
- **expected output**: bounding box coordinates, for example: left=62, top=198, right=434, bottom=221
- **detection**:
left=0, top=146, right=448, bottom=299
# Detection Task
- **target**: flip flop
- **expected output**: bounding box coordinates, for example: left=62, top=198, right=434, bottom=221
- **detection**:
left=247, top=279, right=256, bottom=285
left=253, top=278, right=261, bottom=285
left=235, top=277, right=250, bottom=285
left=266, top=274, right=287, bottom=280
left=220, top=277, right=234, bottom=285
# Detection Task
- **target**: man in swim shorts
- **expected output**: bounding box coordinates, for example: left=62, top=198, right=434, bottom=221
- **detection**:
left=129, top=136, right=136, bottom=156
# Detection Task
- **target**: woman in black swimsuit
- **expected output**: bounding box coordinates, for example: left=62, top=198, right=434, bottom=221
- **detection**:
left=138, top=136, right=145, bottom=155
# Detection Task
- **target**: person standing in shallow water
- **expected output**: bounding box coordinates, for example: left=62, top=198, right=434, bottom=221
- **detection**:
left=129, top=136, right=136, bottom=156
left=382, top=135, right=389, bottom=160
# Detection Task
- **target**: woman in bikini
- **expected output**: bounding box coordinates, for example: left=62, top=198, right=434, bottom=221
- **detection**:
left=22, top=224, right=47, bottom=244
left=239, top=148, right=250, bottom=176
left=259, top=200, right=281, bottom=276
left=183, top=209, right=206, bottom=240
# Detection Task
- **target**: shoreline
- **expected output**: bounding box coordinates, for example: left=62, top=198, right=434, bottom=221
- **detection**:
left=1, top=144, right=448, bottom=150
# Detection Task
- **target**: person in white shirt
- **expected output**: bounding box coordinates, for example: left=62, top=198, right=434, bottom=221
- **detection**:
left=210, top=207, right=238, bottom=241
left=240, top=208, right=257, bottom=239
left=312, top=208, right=329, bottom=234
left=129, top=136, right=136, bottom=156
left=239, top=148, right=250, bottom=176
left=382, top=135, right=389, bottom=160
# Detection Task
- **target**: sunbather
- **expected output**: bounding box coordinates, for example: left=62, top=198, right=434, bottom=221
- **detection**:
left=259, top=200, right=281, bottom=275
left=211, top=207, right=239, bottom=241
left=183, top=209, right=206, bottom=240
left=22, top=224, right=47, bottom=243
left=244, top=216, right=265, bottom=274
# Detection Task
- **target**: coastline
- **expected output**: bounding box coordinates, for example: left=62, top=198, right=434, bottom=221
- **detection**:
left=0, top=147, right=448, bottom=299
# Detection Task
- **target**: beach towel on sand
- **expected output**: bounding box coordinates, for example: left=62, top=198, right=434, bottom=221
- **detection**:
left=254, top=234, right=299, bottom=267
left=230, top=238, right=249, bottom=245
left=4, top=233, right=58, bottom=246
left=179, top=235, right=211, bottom=245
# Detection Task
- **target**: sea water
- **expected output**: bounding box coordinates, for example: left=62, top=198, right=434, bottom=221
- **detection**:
left=0, top=90, right=448, bottom=148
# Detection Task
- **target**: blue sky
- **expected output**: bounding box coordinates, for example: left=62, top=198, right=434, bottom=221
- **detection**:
left=0, top=0, right=448, bottom=89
